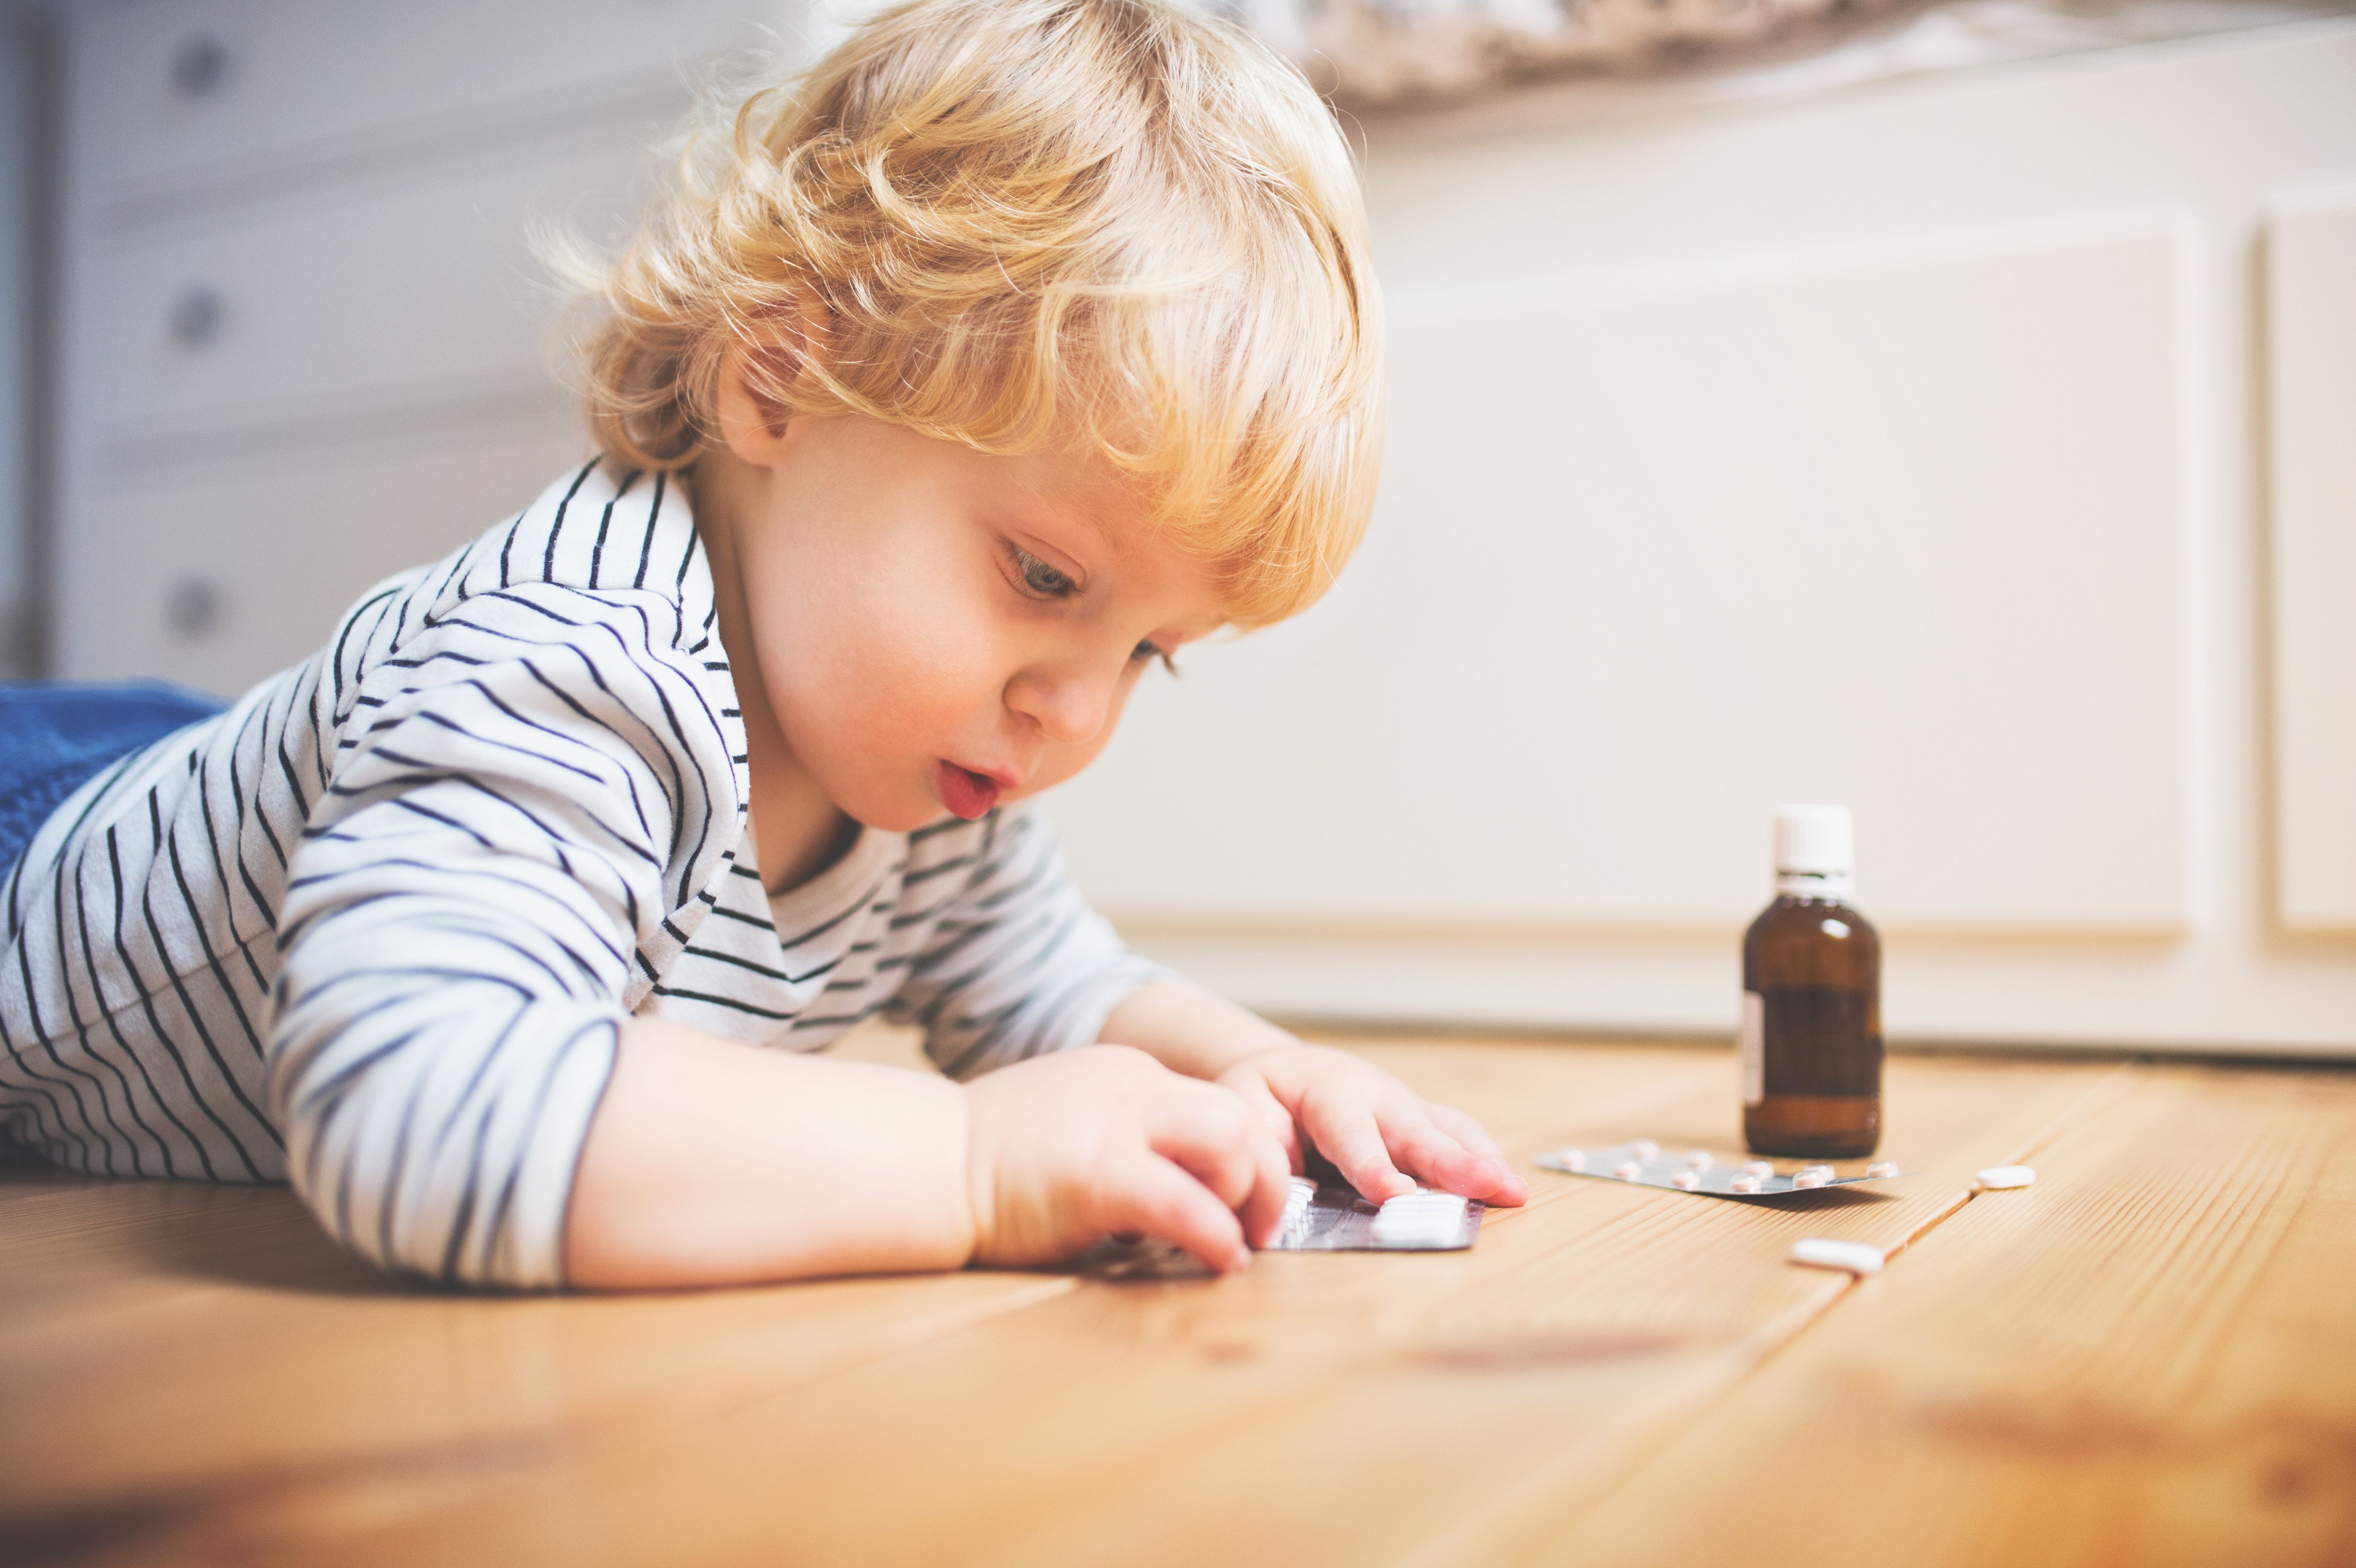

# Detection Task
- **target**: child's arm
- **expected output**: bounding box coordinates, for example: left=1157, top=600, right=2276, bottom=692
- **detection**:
left=1098, top=977, right=1530, bottom=1209
left=565, top=1014, right=1292, bottom=1288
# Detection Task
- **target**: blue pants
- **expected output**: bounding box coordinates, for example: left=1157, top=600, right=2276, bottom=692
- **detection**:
left=0, top=681, right=228, bottom=880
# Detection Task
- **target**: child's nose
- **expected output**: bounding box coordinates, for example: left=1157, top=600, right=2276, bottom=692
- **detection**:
left=1005, top=664, right=1114, bottom=746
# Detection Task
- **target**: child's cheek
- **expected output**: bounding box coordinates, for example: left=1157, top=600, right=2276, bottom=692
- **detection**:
left=837, top=611, right=994, bottom=746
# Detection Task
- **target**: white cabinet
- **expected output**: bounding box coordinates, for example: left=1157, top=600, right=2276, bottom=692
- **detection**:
left=76, top=0, right=781, bottom=192
left=54, top=0, right=804, bottom=691
left=81, top=137, right=644, bottom=438
left=2267, top=189, right=2356, bottom=934
left=1047, top=19, right=2356, bottom=1053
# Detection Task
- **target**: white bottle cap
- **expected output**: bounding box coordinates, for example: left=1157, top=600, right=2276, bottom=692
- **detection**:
left=1775, top=804, right=1854, bottom=900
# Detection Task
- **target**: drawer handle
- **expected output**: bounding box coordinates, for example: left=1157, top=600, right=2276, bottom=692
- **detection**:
left=170, top=34, right=231, bottom=98
left=168, top=286, right=226, bottom=349
left=165, top=577, right=222, bottom=640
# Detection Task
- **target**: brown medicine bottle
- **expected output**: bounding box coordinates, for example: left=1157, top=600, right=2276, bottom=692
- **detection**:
left=1741, top=805, right=1882, bottom=1158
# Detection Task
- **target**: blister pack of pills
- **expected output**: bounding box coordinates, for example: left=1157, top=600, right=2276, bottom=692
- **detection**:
left=1269, top=1176, right=1483, bottom=1252
left=1536, top=1140, right=1909, bottom=1198
left=1083, top=1176, right=1484, bottom=1279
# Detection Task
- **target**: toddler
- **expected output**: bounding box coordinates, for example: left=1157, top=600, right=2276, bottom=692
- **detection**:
left=0, top=0, right=1524, bottom=1288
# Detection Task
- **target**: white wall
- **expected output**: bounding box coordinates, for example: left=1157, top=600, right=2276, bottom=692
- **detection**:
left=1046, top=19, right=2356, bottom=1054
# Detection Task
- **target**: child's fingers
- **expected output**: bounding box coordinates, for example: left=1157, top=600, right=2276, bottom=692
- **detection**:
left=1383, top=1110, right=1528, bottom=1205
left=1223, top=1072, right=1305, bottom=1175
left=1237, top=1126, right=1294, bottom=1249
left=1301, top=1092, right=1415, bottom=1203
left=1103, top=1153, right=1251, bottom=1273
left=1425, top=1103, right=1506, bottom=1164
left=1148, top=1087, right=1293, bottom=1249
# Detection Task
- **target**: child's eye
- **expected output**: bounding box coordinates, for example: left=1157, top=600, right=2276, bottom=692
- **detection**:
left=1010, top=547, right=1077, bottom=599
left=1131, top=640, right=1179, bottom=676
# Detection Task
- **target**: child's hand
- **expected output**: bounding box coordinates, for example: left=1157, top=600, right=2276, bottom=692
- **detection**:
left=962, top=1045, right=1294, bottom=1273
left=1215, top=1044, right=1529, bottom=1209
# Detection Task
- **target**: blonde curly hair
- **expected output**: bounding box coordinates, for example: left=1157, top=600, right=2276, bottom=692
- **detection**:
left=569, top=0, right=1384, bottom=628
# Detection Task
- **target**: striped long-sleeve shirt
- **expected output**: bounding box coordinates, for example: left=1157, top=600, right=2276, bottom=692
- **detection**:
left=0, top=460, right=1161, bottom=1287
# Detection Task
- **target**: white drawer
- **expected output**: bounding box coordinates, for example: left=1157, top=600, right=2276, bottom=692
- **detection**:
left=73, top=0, right=797, bottom=192
left=60, top=422, right=599, bottom=696
left=76, top=134, right=644, bottom=440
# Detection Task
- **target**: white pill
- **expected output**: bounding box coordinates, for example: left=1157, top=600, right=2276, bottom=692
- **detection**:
left=1791, top=1170, right=1829, bottom=1190
left=1612, top=1160, right=1643, bottom=1180
left=1800, top=1164, right=1834, bottom=1180
left=1741, top=1160, right=1775, bottom=1177
left=1683, top=1150, right=1714, bottom=1169
left=1670, top=1169, right=1700, bottom=1190
left=1629, top=1139, right=1661, bottom=1160
left=1865, top=1161, right=1900, bottom=1179
left=1557, top=1148, right=1586, bottom=1171
left=1729, top=1173, right=1762, bottom=1194
left=1372, top=1194, right=1466, bottom=1244
left=1789, top=1237, right=1884, bottom=1275
left=1976, top=1165, right=2037, bottom=1190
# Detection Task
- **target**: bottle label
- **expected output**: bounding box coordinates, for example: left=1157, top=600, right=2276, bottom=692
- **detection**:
left=1740, top=991, right=1765, bottom=1106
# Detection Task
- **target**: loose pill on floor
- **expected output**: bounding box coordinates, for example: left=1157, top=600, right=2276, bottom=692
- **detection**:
left=1789, top=1237, right=1884, bottom=1275
left=1976, top=1165, right=2036, bottom=1189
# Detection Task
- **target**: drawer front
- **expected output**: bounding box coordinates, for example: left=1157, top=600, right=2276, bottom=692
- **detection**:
left=77, top=136, right=643, bottom=441
left=75, top=0, right=794, bottom=192
left=61, top=423, right=599, bottom=696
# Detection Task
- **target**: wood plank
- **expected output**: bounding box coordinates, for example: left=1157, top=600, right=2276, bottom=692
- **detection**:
left=315, top=1040, right=2120, bottom=1566
left=1516, top=1059, right=2356, bottom=1566
left=0, top=1170, right=1072, bottom=1566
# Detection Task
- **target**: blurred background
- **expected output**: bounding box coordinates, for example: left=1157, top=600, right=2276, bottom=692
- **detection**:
left=0, top=0, right=2350, bottom=1054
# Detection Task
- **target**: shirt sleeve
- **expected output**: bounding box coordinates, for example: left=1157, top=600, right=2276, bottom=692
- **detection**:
left=267, top=583, right=738, bottom=1289
left=884, top=806, right=1167, bottom=1080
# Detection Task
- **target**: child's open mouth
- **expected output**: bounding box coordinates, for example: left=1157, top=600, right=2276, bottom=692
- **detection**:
left=936, top=761, right=1003, bottom=820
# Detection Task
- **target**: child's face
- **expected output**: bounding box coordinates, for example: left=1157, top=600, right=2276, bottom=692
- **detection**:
left=709, top=411, right=1224, bottom=833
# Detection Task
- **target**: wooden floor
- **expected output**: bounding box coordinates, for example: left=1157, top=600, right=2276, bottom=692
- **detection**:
left=3, top=1027, right=2353, bottom=1567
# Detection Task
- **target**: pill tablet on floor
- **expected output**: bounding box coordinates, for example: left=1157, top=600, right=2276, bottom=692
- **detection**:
left=1790, top=1237, right=1884, bottom=1274
left=1976, top=1165, right=2036, bottom=1189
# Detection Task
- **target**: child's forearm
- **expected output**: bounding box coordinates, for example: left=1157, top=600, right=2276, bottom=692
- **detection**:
left=565, top=1016, right=974, bottom=1288
left=1098, top=977, right=1299, bottom=1080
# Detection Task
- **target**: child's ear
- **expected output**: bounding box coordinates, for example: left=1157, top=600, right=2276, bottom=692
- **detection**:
left=714, top=297, right=829, bottom=468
